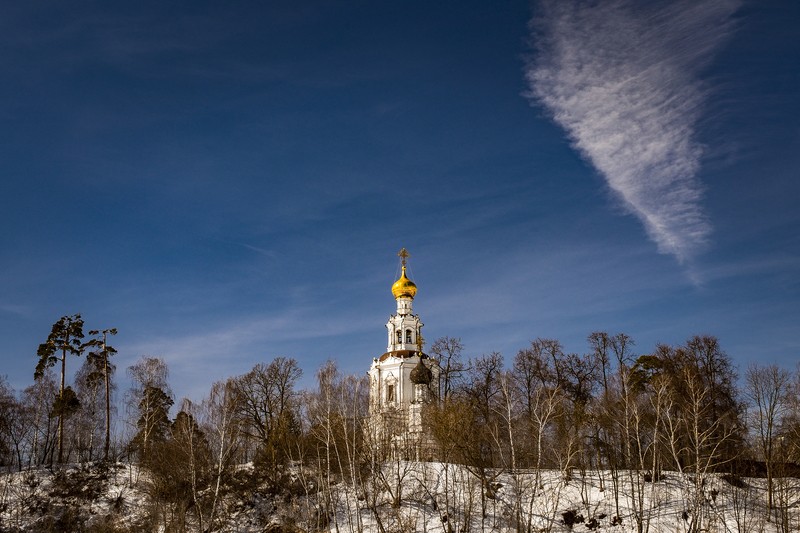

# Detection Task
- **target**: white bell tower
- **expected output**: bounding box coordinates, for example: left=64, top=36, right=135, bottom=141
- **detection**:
left=368, top=248, right=440, bottom=458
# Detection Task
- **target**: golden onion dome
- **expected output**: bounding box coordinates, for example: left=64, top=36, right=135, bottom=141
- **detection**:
left=391, top=266, right=417, bottom=299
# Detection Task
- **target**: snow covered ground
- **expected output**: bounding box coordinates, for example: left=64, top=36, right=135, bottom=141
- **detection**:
left=0, top=461, right=797, bottom=532
left=0, top=462, right=147, bottom=531
left=321, top=463, right=800, bottom=533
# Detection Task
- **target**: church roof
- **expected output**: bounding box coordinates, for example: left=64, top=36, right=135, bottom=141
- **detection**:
left=378, top=350, right=427, bottom=362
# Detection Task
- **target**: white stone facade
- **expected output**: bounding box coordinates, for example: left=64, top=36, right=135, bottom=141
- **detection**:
left=367, top=259, right=440, bottom=459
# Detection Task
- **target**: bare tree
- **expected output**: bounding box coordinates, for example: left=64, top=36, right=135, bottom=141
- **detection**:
left=232, top=357, right=302, bottom=479
left=427, top=398, right=484, bottom=532
left=145, top=404, right=211, bottom=532
left=199, top=378, right=243, bottom=529
left=666, top=363, right=740, bottom=532
left=684, top=335, right=744, bottom=462
left=305, top=361, right=370, bottom=532
left=1, top=379, right=31, bottom=471
left=0, top=377, right=16, bottom=469
left=22, top=369, right=59, bottom=466
left=513, top=339, right=562, bottom=468
left=782, top=364, right=800, bottom=469
left=176, top=402, right=213, bottom=531
left=413, top=351, right=516, bottom=529
left=618, top=363, right=666, bottom=533
left=632, top=338, right=743, bottom=473
left=745, top=363, right=791, bottom=515
left=73, top=359, right=105, bottom=462
left=549, top=351, right=597, bottom=478
left=588, top=331, right=612, bottom=396
left=464, top=352, right=504, bottom=428
left=430, top=336, right=465, bottom=401
left=607, top=333, right=636, bottom=519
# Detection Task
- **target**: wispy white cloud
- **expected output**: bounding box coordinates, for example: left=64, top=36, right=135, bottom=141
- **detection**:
left=695, top=255, right=800, bottom=284
left=0, top=302, right=32, bottom=318
left=236, top=242, right=278, bottom=258
left=526, top=0, right=739, bottom=263
left=118, top=306, right=378, bottom=402
left=416, top=238, right=689, bottom=359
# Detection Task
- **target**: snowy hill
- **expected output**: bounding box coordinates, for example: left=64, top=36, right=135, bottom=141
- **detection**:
left=1, top=462, right=797, bottom=532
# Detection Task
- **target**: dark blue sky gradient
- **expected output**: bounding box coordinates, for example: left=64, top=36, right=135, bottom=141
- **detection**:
left=1, top=1, right=798, bottom=403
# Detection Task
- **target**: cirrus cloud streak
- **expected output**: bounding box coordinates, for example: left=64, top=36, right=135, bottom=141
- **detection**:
left=526, top=0, right=740, bottom=263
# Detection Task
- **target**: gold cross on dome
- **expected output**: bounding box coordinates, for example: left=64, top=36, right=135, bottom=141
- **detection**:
left=398, top=248, right=410, bottom=267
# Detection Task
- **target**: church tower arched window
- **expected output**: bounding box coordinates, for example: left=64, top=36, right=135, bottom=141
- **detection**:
left=386, top=383, right=395, bottom=404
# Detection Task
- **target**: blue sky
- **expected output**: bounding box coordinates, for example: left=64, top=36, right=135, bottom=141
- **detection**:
left=1, top=0, right=798, bottom=404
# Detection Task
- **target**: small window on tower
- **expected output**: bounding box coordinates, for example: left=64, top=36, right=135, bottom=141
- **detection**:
left=396, top=330, right=402, bottom=343
left=386, top=384, right=395, bottom=403
left=406, top=329, right=412, bottom=344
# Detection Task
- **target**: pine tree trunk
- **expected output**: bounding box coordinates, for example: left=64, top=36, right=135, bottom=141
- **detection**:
left=57, top=348, right=66, bottom=464
left=104, top=346, right=111, bottom=461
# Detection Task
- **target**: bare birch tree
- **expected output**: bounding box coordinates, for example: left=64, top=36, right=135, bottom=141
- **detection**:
left=745, top=364, right=791, bottom=516
left=199, top=378, right=243, bottom=529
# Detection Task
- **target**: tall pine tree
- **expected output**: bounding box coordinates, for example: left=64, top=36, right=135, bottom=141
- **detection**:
left=35, top=314, right=84, bottom=463
left=84, top=328, right=118, bottom=460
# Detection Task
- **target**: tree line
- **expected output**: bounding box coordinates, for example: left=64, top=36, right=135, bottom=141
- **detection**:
left=0, top=315, right=799, bottom=531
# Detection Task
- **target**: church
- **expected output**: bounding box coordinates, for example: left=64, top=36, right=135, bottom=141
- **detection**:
left=368, top=249, right=441, bottom=459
